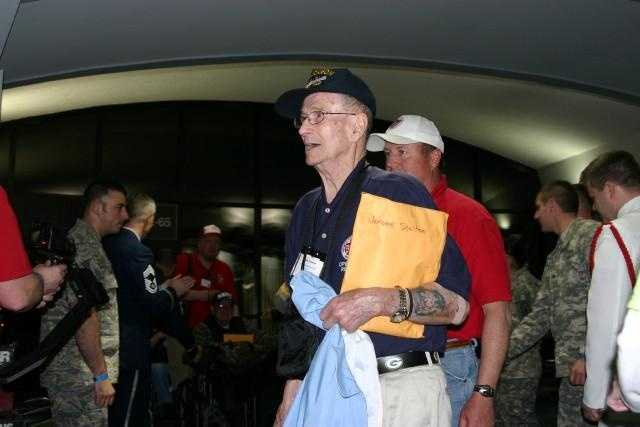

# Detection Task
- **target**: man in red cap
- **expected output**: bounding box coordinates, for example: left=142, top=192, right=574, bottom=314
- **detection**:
left=176, top=224, right=238, bottom=328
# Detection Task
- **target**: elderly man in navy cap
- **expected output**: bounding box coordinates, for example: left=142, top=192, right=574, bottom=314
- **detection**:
left=273, top=68, right=471, bottom=427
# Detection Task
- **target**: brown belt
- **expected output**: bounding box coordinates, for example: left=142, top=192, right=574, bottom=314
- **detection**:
left=445, top=339, right=473, bottom=350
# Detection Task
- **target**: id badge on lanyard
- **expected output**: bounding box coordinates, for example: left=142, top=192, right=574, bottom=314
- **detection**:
left=291, top=245, right=326, bottom=278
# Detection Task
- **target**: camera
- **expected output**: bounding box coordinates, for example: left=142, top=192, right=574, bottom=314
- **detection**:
left=0, top=222, right=108, bottom=384
left=29, top=222, right=76, bottom=266
left=28, top=222, right=108, bottom=308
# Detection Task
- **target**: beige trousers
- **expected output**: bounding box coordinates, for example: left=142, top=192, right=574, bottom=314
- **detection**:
left=380, top=364, right=452, bottom=427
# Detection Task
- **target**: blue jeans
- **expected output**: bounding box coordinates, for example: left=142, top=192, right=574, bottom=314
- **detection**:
left=151, top=362, right=173, bottom=405
left=441, top=344, right=479, bottom=427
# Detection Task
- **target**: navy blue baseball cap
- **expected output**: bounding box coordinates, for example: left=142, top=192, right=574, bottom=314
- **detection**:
left=275, top=68, right=377, bottom=119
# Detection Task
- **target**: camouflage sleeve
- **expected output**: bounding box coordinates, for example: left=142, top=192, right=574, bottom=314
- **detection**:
left=520, top=274, right=540, bottom=320
left=40, top=281, right=78, bottom=338
left=507, top=278, right=551, bottom=360
left=60, top=279, right=79, bottom=310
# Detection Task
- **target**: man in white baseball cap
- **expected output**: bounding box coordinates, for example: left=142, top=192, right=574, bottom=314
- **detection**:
left=175, top=224, right=238, bottom=328
left=367, top=114, right=445, bottom=152
left=368, top=115, right=512, bottom=427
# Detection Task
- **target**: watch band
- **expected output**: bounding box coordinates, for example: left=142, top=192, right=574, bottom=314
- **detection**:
left=473, top=384, right=496, bottom=398
left=162, top=286, right=178, bottom=308
left=390, top=286, right=410, bottom=323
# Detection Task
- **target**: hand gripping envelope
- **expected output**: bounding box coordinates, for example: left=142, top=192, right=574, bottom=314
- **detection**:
left=340, top=192, right=449, bottom=338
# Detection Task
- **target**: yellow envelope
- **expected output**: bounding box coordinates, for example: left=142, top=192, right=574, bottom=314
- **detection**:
left=223, top=334, right=255, bottom=343
left=340, top=192, right=448, bottom=338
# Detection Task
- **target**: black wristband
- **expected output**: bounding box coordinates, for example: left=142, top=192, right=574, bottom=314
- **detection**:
left=167, top=286, right=178, bottom=300
left=407, top=288, right=414, bottom=317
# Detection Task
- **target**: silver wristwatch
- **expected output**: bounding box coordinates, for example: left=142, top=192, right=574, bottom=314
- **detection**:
left=390, top=286, right=410, bottom=323
left=473, top=384, right=496, bottom=398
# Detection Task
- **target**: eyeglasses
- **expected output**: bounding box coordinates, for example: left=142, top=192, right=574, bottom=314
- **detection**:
left=294, top=110, right=357, bottom=129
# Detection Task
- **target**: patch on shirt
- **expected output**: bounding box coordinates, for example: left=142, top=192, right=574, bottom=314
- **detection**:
left=340, top=236, right=352, bottom=272
left=143, top=265, right=158, bottom=294
left=341, top=236, right=352, bottom=260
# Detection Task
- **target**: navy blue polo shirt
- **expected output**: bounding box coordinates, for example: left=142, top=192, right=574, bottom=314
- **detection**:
left=285, top=159, right=470, bottom=357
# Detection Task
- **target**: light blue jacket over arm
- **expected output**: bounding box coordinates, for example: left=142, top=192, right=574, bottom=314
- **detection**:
left=284, top=271, right=381, bottom=427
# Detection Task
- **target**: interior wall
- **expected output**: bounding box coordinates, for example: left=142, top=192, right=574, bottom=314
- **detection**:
left=0, top=100, right=542, bottom=316
left=538, top=133, right=640, bottom=184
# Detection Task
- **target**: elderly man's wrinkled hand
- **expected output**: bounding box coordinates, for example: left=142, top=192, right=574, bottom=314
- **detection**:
left=319, top=288, right=388, bottom=332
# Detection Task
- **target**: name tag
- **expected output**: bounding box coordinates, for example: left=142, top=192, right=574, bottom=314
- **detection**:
left=291, top=246, right=326, bottom=278
left=201, top=278, right=211, bottom=289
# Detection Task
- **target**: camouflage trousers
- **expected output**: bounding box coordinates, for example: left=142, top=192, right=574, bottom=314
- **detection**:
left=46, top=382, right=107, bottom=426
left=558, top=377, right=590, bottom=427
left=495, top=377, right=540, bottom=426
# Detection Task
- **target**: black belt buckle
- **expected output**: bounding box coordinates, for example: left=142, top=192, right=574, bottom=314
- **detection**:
left=377, top=351, right=440, bottom=374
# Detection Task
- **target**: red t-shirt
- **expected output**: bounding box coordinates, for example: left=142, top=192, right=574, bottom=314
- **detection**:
left=175, top=253, right=237, bottom=328
left=432, top=176, right=511, bottom=341
left=0, top=187, right=32, bottom=282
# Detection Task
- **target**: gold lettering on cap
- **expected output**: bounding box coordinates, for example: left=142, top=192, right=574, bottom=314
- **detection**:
left=305, top=67, right=336, bottom=88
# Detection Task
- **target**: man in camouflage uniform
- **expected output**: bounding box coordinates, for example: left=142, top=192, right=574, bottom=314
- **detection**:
left=508, top=181, right=599, bottom=426
left=496, top=236, right=541, bottom=426
left=41, top=180, right=128, bottom=426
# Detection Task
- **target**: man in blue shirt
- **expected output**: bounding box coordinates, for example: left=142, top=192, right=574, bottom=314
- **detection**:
left=273, top=68, right=471, bottom=426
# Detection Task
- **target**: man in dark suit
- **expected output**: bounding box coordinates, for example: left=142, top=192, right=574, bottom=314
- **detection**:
left=103, top=193, right=196, bottom=426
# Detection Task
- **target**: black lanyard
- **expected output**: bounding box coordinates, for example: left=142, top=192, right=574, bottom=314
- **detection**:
left=303, top=162, right=369, bottom=281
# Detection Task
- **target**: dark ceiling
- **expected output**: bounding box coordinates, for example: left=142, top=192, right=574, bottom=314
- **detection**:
left=1, top=0, right=639, bottom=172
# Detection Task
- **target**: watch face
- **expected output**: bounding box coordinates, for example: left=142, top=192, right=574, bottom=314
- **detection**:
left=474, top=384, right=495, bottom=397
left=390, top=313, right=404, bottom=323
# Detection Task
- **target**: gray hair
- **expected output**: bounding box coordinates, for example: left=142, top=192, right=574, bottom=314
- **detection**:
left=127, top=193, right=156, bottom=221
left=341, top=94, right=373, bottom=134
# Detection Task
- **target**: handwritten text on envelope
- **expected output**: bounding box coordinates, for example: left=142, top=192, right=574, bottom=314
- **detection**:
left=340, top=192, right=448, bottom=338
